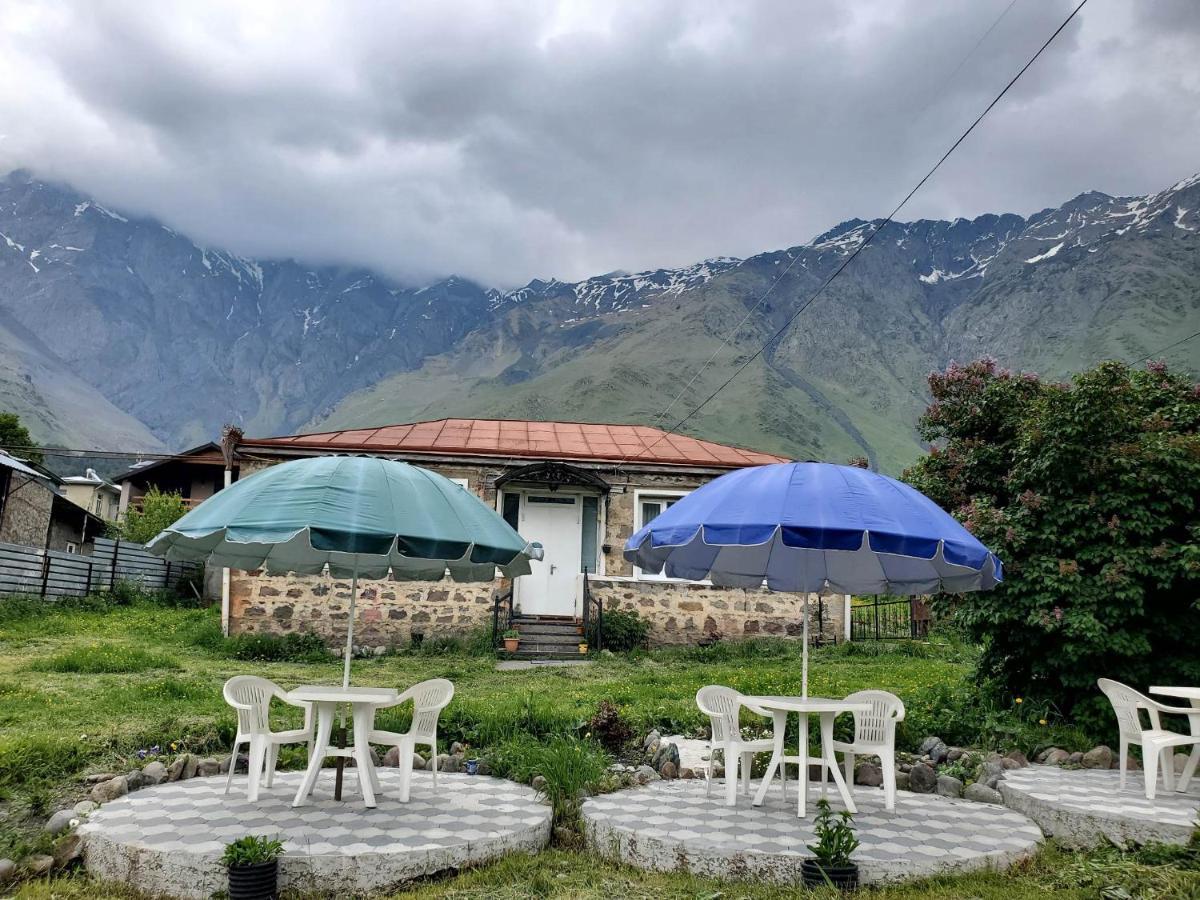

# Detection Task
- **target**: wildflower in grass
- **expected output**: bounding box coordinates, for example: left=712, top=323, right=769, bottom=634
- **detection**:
left=1039, top=718, right=1048, bottom=726
left=1015, top=697, right=1023, bottom=704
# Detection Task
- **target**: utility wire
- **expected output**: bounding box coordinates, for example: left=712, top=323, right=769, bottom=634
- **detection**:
left=1135, top=328, right=1200, bottom=365
left=620, top=0, right=1089, bottom=468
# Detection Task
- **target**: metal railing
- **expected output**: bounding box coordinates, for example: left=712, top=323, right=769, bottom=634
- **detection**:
left=850, top=596, right=927, bottom=641
left=490, top=584, right=514, bottom=649
left=581, top=567, right=602, bottom=653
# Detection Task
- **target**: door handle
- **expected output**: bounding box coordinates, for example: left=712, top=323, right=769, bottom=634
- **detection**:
left=550, top=564, right=557, bottom=574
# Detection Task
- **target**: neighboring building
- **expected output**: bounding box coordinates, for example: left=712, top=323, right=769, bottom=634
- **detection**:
left=113, top=443, right=232, bottom=517
left=148, top=419, right=852, bottom=649
left=0, top=452, right=106, bottom=552
left=60, top=469, right=122, bottom=521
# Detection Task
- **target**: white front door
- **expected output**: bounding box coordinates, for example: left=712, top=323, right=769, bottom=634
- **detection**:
left=517, top=494, right=582, bottom=616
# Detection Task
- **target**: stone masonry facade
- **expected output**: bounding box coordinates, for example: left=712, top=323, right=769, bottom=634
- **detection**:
left=227, top=456, right=845, bottom=648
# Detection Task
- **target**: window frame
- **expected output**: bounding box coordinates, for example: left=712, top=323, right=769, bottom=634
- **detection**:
left=632, top=488, right=700, bottom=582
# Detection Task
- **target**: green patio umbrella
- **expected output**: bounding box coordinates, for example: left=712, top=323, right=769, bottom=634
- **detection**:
left=146, top=455, right=537, bottom=687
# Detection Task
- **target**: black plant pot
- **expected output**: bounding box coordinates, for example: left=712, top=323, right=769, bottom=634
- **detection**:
left=228, top=860, right=278, bottom=900
left=801, top=858, right=859, bottom=891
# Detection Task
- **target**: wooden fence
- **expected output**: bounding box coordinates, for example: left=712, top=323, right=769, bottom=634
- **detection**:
left=0, top=537, right=201, bottom=599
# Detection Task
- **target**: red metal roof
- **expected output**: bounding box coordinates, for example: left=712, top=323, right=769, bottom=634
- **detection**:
left=242, top=418, right=786, bottom=468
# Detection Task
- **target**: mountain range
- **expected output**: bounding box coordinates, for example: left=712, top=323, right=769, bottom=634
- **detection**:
left=1, top=168, right=1198, bottom=472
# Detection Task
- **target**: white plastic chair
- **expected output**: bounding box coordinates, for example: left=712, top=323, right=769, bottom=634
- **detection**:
left=368, top=678, right=455, bottom=802
left=696, top=685, right=785, bottom=807
left=826, top=690, right=905, bottom=810
left=1098, top=678, right=1200, bottom=799
left=222, top=675, right=314, bottom=802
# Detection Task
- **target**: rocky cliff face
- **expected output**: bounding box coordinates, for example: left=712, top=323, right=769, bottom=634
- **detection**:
left=1, top=169, right=1197, bottom=470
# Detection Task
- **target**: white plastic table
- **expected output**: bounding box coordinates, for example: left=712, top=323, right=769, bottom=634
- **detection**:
left=743, top=695, right=871, bottom=817
left=286, top=685, right=398, bottom=808
left=1149, top=686, right=1200, bottom=791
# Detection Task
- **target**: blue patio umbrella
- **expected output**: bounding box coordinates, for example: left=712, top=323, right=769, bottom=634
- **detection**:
left=624, top=461, right=1002, bottom=695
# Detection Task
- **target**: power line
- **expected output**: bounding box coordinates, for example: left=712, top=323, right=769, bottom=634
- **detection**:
left=630, top=0, right=1027, bottom=455
left=621, top=0, right=1089, bottom=468
left=1135, top=328, right=1200, bottom=365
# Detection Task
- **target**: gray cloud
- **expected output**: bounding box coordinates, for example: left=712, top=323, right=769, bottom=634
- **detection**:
left=1, top=0, right=1197, bottom=287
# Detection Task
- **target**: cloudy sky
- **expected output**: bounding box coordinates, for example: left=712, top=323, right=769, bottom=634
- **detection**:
left=1, top=0, right=1197, bottom=287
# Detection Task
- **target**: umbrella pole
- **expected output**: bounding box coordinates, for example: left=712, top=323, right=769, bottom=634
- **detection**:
left=334, top=569, right=359, bottom=802
left=801, top=594, right=809, bottom=699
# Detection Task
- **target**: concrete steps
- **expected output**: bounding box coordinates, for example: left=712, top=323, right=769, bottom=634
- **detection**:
left=502, top=615, right=587, bottom=659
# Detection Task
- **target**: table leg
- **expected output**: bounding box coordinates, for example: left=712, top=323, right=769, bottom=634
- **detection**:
left=797, top=712, right=809, bottom=818
left=753, top=710, right=788, bottom=807
left=1179, top=702, right=1200, bottom=792
left=352, top=704, right=377, bottom=808
left=293, top=702, right=334, bottom=807
left=246, top=736, right=266, bottom=804
left=398, top=736, right=415, bottom=803
left=820, top=712, right=857, bottom=814
left=724, top=740, right=739, bottom=807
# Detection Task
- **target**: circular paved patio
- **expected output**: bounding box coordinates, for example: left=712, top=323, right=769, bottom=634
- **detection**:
left=583, top=779, right=1042, bottom=885
left=80, top=770, right=551, bottom=899
left=1001, top=765, right=1200, bottom=849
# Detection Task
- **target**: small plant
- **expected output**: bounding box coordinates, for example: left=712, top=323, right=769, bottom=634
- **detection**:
left=598, top=606, right=649, bottom=652
left=502, top=628, right=520, bottom=639
left=803, top=798, right=860, bottom=890
left=220, top=835, right=284, bottom=868
left=523, top=736, right=609, bottom=841
left=586, top=700, right=633, bottom=754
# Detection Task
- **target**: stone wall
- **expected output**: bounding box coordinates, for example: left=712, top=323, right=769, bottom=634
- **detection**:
left=0, top=474, right=52, bottom=548
left=229, top=570, right=498, bottom=652
left=588, top=578, right=846, bottom=645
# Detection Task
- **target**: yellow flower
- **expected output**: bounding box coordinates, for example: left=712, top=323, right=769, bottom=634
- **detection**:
left=1039, top=719, right=1047, bottom=726
left=1015, top=697, right=1023, bottom=704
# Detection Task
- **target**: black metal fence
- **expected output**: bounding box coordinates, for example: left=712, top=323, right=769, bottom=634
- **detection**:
left=849, top=596, right=930, bottom=641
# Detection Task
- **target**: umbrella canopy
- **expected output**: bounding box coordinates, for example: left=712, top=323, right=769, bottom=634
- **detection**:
left=624, top=461, right=1002, bottom=696
left=147, top=455, right=535, bottom=581
left=147, top=455, right=537, bottom=686
left=624, top=461, right=1001, bottom=595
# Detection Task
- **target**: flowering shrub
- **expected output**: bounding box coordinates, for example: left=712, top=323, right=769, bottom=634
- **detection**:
left=906, top=359, right=1200, bottom=731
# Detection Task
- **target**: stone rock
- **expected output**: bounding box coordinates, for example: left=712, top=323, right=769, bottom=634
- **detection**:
left=0, top=859, right=13, bottom=882
left=946, top=748, right=964, bottom=763
left=895, top=771, right=911, bottom=792
left=1082, top=746, right=1114, bottom=770
left=660, top=761, right=678, bottom=779
left=1005, top=750, right=1029, bottom=768
left=196, top=757, right=220, bottom=777
left=855, top=763, right=883, bottom=787
left=1043, top=748, right=1070, bottom=766
left=643, top=729, right=661, bottom=753
left=167, top=755, right=188, bottom=782
left=83, top=772, right=115, bottom=785
left=1067, top=751, right=1084, bottom=766
left=412, top=753, right=426, bottom=770
left=928, top=741, right=951, bottom=765
left=978, top=759, right=1004, bottom=784
left=917, top=736, right=943, bottom=756
left=636, top=764, right=660, bottom=784
left=1123, top=754, right=1142, bottom=771
left=899, top=762, right=912, bottom=773
left=652, top=742, right=681, bottom=772
left=936, top=774, right=964, bottom=798
left=450, top=742, right=466, bottom=756
left=382, top=746, right=400, bottom=767
left=1000, top=758, right=1021, bottom=771
left=44, top=810, right=75, bottom=835
left=964, top=782, right=1004, bottom=804
left=441, top=754, right=462, bottom=773
left=125, top=770, right=148, bottom=791
left=711, top=764, right=724, bottom=779
left=680, top=767, right=696, bottom=779
left=1174, top=753, right=1190, bottom=775
left=908, top=763, right=937, bottom=793
left=90, top=775, right=128, bottom=803
left=26, top=854, right=54, bottom=876
left=182, top=755, right=199, bottom=780
left=476, top=760, right=491, bottom=776
left=53, top=833, right=83, bottom=869
left=72, top=801, right=97, bottom=818
left=142, top=761, right=168, bottom=784
left=531, top=775, right=547, bottom=791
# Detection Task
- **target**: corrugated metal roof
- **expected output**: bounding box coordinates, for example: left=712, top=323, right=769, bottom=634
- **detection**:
left=242, top=418, right=786, bottom=468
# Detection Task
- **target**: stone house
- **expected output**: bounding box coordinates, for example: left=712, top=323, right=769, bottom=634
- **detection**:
left=0, top=452, right=106, bottom=552
left=154, top=419, right=852, bottom=649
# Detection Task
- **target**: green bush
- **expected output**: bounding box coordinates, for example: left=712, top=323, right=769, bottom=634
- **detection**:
left=110, top=488, right=190, bottom=545
left=506, top=735, right=609, bottom=834
left=220, top=835, right=284, bottom=867
left=599, top=606, right=649, bottom=652
left=905, top=359, right=1200, bottom=730
left=220, top=631, right=329, bottom=663
left=30, top=643, right=180, bottom=674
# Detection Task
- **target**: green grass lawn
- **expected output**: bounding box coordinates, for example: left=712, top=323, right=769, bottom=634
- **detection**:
left=1, top=596, right=1191, bottom=898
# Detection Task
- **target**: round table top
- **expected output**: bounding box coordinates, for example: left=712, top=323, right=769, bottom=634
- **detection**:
left=744, top=695, right=872, bottom=714
left=1150, top=686, right=1200, bottom=701
left=287, top=685, right=399, bottom=704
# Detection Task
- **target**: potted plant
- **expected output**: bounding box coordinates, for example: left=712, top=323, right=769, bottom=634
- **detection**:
left=578, top=640, right=588, bottom=654
left=802, top=798, right=860, bottom=890
left=221, top=834, right=284, bottom=900
left=502, top=628, right=520, bottom=652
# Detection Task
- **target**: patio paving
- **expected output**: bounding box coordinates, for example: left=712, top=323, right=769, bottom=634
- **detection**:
left=582, top=779, right=1042, bottom=885
left=80, top=770, right=551, bottom=899
left=1000, top=764, right=1200, bottom=848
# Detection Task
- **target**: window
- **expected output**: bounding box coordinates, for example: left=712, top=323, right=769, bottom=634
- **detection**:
left=65, top=542, right=78, bottom=554
left=581, top=495, right=599, bottom=575
left=449, top=477, right=470, bottom=491
left=634, top=491, right=690, bottom=581
left=501, top=492, right=520, bottom=531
